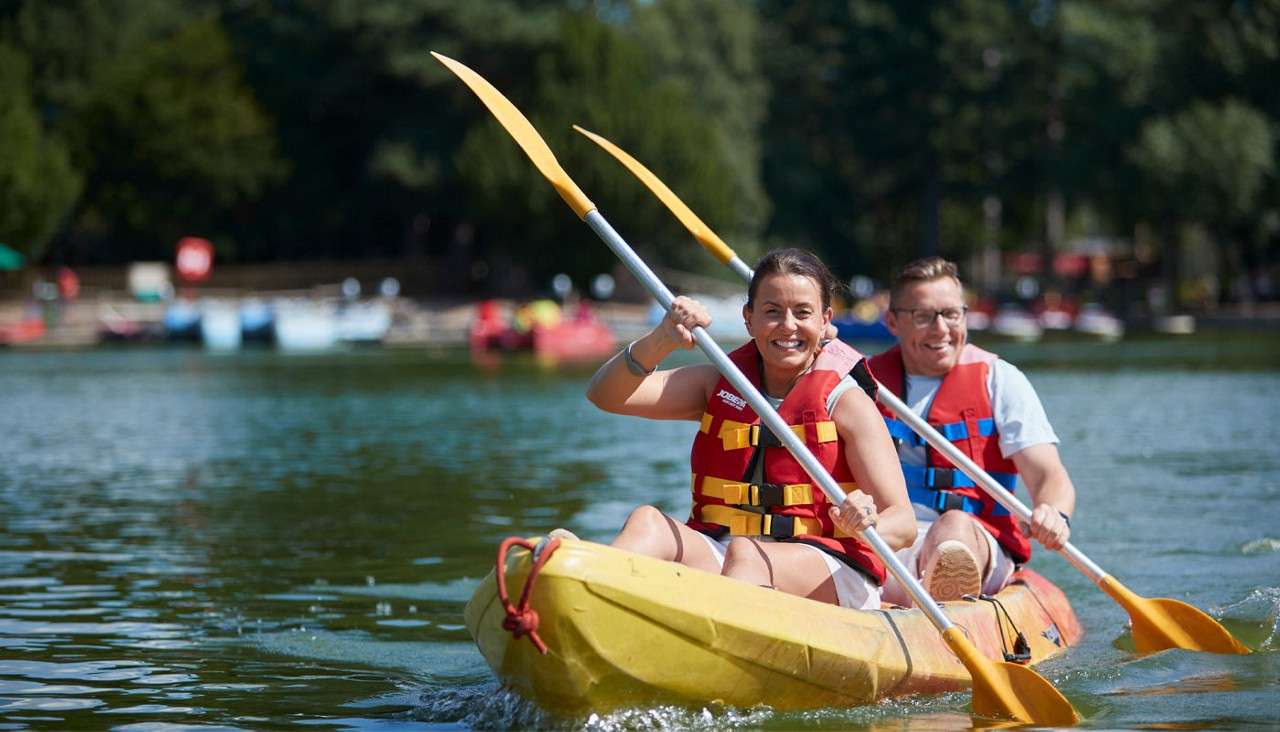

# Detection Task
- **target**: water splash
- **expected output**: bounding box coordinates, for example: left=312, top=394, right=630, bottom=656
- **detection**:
left=580, top=704, right=773, bottom=731
left=409, top=683, right=781, bottom=730
left=1241, top=537, right=1280, bottom=555
left=411, top=683, right=549, bottom=728
left=1215, top=587, right=1280, bottom=650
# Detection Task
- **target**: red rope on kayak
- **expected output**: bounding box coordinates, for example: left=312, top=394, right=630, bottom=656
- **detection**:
left=495, top=536, right=561, bottom=655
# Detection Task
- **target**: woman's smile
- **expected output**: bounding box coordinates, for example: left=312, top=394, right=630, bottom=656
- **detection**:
left=744, top=273, right=833, bottom=395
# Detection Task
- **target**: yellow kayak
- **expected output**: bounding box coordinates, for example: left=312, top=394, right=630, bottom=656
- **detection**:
left=465, top=537, right=1082, bottom=713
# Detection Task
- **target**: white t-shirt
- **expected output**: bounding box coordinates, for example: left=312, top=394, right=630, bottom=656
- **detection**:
left=896, top=360, right=1058, bottom=521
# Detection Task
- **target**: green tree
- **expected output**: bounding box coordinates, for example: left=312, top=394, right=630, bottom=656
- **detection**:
left=758, top=1, right=1034, bottom=280
left=220, top=0, right=563, bottom=262
left=2, top=1, right=281, bottom=262
left=631, top=0, right=769, bottom=244
left=0, top=43, right=81, bottom=261
left=455, top=7, right=753, bottom=285
left=74, top=15, right=285, bottom=259
left=1130, top=99, right=1275, bottom=305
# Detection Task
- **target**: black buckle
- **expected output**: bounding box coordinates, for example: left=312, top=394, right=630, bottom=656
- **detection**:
left=933, top=490, right=968, bottom=513
left=753, top=482, right=786, bottom=507
left=929, top=468, right=955, bottom=490
left=755, top=426, right=782, bottom=448
left=764, top=514, right=795, bottom=539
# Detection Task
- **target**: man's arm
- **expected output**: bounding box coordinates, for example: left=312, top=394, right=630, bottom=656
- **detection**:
left=1011, top=443, right=1075, bottom=551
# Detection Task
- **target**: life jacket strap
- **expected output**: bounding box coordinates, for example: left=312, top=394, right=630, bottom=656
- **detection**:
left=698, top=504, right=854, bottom=539
left=700, top=412, right=838, bottom=451
left=906, top=484, right=1013, bottom=517
left=695, top=474, right=855, bottom=508
left=884, top=416, right=997, bottom=447
left=902, top=465, right=1017, bottom=492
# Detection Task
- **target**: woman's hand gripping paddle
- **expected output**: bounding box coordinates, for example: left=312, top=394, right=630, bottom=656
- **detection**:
left=573, top=126, right=1249, bottom=658
left=431, top=52, right=1078, bottom=725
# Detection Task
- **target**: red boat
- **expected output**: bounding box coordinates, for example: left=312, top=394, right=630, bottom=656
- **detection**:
left=470, top=299, right=616, bottom=361
left=0, top=315, right=45, bottom=346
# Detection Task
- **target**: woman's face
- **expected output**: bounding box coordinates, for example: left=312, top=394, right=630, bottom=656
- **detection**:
left=743, top=272, right=832, bottom=380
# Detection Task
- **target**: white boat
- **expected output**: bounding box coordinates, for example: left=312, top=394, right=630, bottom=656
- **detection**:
left=273, top=300, right=339, bottom=351
left=1038, top=309, right=1074, bottom=330
left=336, top=301, right=392, bottom=344
left=200, top=301, right=242, bottom=351
left=991, top=306, right=1043, bottom=341
left=1154, top=314, right=1196, bottom=335
left=1073, top=304, right=1124, bottom=340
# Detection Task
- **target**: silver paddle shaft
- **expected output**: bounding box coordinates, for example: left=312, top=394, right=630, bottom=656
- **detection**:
left=726, top=256, right=753, bottom=283
left=584, top=211, right=954, bottom=630
left=873, top=387, right=1106, bottom=582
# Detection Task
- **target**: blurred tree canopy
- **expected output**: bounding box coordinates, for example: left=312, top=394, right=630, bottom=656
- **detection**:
left=0, top=0, right=1276, bottom=300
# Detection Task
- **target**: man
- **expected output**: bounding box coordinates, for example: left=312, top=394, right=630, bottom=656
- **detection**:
left=867, top=257, right=1075, bottom=604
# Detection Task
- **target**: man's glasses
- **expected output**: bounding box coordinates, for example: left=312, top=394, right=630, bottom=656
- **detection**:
left=891, top=307, right=968, bottom=328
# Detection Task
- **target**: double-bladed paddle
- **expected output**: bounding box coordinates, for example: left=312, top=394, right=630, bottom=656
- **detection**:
left=574, top=125, right=1251, bottom=657
left=432, top=51, right=1079, bottom=725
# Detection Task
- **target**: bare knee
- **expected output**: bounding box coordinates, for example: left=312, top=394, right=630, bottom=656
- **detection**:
left=611, top=505, right=676, bottom=560
left=721, top=537, right=758, bottom=570
left=721, top=538, right=772, bottom=586
left=931, top=510, right=978, bottom=537
left=622, top=505, right=667, bottom=533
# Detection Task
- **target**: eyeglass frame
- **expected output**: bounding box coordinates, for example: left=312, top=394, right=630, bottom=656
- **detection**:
left=889, top=306, right=969, bottom=328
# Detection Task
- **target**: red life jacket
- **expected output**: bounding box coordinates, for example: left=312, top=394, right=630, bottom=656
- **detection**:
left=867, top=344, right=1032, bottom=564
left=687, top=339, right=888, bottom=584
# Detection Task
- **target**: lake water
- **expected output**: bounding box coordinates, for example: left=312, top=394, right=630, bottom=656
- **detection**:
left=1, top=334, right=1277, bottom=730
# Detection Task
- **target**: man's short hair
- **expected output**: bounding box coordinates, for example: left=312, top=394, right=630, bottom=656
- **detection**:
left=890, top=257, right=963, bottom=305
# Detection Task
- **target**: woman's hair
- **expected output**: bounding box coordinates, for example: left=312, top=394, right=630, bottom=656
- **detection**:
left=889, top=256, right=962, bottom=306
left=747, top=248, right=842, bottom=310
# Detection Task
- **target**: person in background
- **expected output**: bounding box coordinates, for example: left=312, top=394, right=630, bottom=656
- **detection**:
left=867, top=257, right=1076, bottom=604
left=583, top=249, right=915, bottom=609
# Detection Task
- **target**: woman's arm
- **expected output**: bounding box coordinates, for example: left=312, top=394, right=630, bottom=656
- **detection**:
left=828, top=383, right=917, bottom=551
left=586, top=296, right=719, bottom=421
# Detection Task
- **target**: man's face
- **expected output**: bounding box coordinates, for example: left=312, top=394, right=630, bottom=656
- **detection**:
left=885, top=277, right=968, bottom=377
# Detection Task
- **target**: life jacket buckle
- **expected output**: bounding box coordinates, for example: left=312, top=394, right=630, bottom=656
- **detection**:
left=752, top=424, right=783, bottom=448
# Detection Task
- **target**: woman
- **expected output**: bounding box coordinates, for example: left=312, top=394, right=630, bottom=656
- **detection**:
left=586, top=249, right=915, bottom=609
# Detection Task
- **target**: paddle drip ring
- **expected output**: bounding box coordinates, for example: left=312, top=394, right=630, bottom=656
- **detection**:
left=495, top=536, right=562, bottom=654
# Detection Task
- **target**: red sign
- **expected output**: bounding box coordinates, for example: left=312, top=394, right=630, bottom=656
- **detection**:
left=175, top=237, right=214, bottom=282
left=57, top=266, right=80, bottom=300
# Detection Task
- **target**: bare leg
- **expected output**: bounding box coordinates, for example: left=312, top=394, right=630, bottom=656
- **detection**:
left=721, top=539, right=840, bottom=605
left=610, top=505, right=722, bottom=573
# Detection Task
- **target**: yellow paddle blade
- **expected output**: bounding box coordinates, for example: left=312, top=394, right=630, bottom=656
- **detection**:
left=431, top=52, right=595, bottom=220
left=572, top=125, right=737, bottom=265
left=942, top=627, right=1078, bottom=725
left=1099, top=575, right=1251, bottom=654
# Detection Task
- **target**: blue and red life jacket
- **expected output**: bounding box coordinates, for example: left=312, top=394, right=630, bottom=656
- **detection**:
left=867, top=344, right=1032, bottom=564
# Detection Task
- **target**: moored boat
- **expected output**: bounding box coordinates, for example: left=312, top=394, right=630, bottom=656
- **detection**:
left=200, top=300, right=242, bottom=351
left=273, top=299, right=339, bottom=351
left=529, top=319, right=615, bottom=360
left=466, top=537, right=1082, bottom=714
left=470, top=299, right=617, bottom=361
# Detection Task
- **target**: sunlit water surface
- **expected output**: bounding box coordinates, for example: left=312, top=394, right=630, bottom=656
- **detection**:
left=1, top=335, right=1277, bottom=730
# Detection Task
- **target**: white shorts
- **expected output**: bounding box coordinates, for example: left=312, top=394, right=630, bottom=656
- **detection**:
left=696, top=532, right=881, bottom=610
left=882, top=518, right=1017, bottom=606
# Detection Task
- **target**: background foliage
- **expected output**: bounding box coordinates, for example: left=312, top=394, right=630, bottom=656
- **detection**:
left=0, top=0, right=1276, bottom=301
